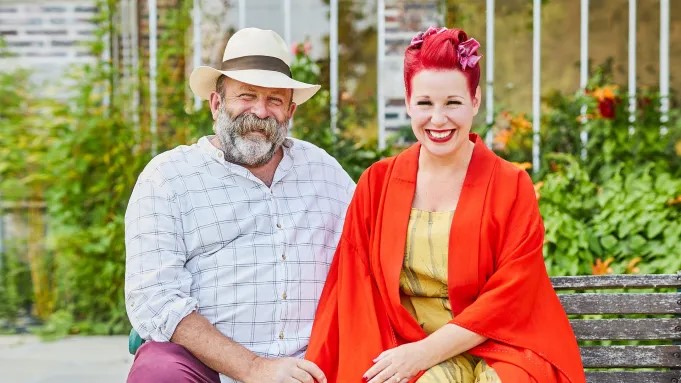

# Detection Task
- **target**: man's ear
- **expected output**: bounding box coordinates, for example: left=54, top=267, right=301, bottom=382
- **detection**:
left=288, top=101, right=298, bottom=118
left=209, top=92, right=222, bottom=120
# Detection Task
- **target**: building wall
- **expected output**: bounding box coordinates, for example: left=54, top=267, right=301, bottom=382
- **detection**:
left=0, top=0, right=97, bottom=86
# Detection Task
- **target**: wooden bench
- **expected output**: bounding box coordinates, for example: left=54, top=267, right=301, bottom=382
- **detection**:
left=551, top=273, right=681, bottom=383
left=128, top=273, right=681, bottom=383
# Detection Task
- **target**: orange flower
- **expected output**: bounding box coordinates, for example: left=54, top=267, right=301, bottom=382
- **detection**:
left=511, top=162, right=532, bottom=171
left=591, top=85, right=618, bottom=102
left=667, top=195, right=681, bottom=206
left=625, top=257, right=641, bottom=274
left=510, top=113, right=532, bottom=133
left=592, top=257, right=614, bottom=275
left=493, top=129, right=512, bottom=150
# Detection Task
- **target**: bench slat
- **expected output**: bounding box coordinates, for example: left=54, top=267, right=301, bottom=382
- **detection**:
left=559, top=293, right=681, bottom=314
left=570, top=318, right=681, bottom=340
left=585, top=370, right=681, bottom=383
left=551, top=274, right=681, bottom=290
left=581, top=345, right=681, bottom=368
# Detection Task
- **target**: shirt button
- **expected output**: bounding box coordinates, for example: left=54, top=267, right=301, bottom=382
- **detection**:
left=276, top=223, right=282, bottom=229
left=282, top=292, right=287, bottom=300
left=281, top=254, right=286, bottom=261
left=279, top=331, right=284, bottom=339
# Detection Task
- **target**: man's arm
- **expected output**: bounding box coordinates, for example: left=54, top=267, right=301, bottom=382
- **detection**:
left=171, top=312, right=326, bottom=383
left=171, top=312, right=256, bottom=380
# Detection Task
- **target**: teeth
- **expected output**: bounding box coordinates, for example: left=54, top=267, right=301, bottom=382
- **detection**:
left=429, top=130, right=453, bottom=139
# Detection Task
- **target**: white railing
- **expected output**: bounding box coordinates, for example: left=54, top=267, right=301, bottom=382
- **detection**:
left=372, top=0, right=672, bottom=173
left=139, top=1, right=672, bottom=172
left=532, top=0, right=541, bottom=171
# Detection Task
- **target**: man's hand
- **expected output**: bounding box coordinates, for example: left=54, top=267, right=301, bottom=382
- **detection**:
left=243, top=357, right=327, bottom=383
left=363, top=342, right=431, bottom=383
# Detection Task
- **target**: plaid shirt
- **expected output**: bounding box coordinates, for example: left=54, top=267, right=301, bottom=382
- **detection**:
left=125, top=136, right=354, bottom=380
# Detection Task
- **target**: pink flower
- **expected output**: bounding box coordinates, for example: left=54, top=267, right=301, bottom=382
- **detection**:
left=409, top=26, right=446, bottom=49
left=291, top=41, right=311, bottom=56
left=457, top=38, right=481, bottom=70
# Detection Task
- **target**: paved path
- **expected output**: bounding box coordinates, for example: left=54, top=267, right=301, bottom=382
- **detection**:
left=0, top=335, right=133, bottom=383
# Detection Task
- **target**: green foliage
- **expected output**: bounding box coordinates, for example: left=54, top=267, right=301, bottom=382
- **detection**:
left=0, top=0, right=210, bottom=336
left=489, top=62, right=681, bottom=276
left=0, top=67, right=52, bottom=326
left=0, top=240, right=32, bottom=327
left=539, top=154, right=597, bottom=275
left=43, top=63, right=143, bottom=335
left=539, top=155, right=681, bottom=276
left=290, top=42, right=393, bottom=180
left=31, top=309, right=75, bottom=341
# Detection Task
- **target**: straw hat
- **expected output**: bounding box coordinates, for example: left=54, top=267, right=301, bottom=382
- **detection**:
left=189, top=28, right=320, bottom=104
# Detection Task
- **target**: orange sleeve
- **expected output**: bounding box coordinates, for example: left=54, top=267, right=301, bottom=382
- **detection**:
left=449, top=170, right=547, bottom=342
left=449, top=170, right=585, bottom=382
left=306, top=168, right=396, bottom=383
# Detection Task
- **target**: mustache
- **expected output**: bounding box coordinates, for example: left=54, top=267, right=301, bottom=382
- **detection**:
left=231, top=113, right=280, bottom=138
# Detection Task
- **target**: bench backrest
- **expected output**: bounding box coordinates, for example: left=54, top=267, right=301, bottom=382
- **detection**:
left=550, top=273, right=681, bottom=383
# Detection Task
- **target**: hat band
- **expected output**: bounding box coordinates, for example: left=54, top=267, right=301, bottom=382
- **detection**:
left=220, top=55, right=291, bottom=77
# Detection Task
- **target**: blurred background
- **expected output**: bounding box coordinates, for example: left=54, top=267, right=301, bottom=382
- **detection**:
left=0, top=0, right=679, bottom=349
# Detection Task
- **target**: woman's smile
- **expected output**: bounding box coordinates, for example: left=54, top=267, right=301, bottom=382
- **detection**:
left=426, top=129, right=455, bottom=142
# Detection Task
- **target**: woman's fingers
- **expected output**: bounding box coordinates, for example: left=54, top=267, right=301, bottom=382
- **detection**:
left=363, top=355, right=391, bottom=382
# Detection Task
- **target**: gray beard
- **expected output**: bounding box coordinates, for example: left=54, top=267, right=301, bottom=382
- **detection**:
left=213, top=106, right=288, bottom=167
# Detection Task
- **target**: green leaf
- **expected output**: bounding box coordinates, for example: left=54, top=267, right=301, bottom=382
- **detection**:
left=600, top=235, right=618, bottom=250
left=646, top=219, right=665, bottom=239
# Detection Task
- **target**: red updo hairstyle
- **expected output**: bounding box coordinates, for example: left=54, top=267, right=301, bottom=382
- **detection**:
left=404, top=27, right=481, bottom=101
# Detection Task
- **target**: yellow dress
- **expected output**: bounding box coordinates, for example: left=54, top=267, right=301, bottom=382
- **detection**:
left=399, top=209, right=501, bottom=383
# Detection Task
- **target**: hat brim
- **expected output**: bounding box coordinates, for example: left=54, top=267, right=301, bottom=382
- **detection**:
left=189, top=66, right=321, bottom=105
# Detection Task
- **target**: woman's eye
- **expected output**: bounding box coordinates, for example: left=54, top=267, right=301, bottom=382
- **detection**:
left=447, top=100, right=462, bottom=105
left=416, top=101, right=431, bottom=106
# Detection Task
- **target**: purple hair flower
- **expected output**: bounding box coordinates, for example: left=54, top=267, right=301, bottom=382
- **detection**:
left=457, top=38, right=481, bottom=70
left=409, top=26, right=446, bottom=49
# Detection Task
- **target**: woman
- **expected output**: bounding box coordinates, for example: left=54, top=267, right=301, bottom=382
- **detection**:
left=306, top=27, right=585, bottom=383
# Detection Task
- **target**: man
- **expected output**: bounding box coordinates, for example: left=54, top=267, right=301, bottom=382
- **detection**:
left=125, top=28, right=355, bottom=383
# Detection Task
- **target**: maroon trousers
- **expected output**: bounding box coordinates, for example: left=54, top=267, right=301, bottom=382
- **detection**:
left=127, top=341, right=220, bottom=383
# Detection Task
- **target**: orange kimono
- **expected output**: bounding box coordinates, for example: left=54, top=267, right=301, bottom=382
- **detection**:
left=306, top=134, right=585, bottom=383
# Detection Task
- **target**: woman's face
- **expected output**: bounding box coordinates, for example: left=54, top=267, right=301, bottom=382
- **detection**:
left=406, top=69, right=481, bottom=159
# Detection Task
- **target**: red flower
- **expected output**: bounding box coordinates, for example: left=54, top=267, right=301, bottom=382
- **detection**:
left=598, top=98, right=616, bottom=119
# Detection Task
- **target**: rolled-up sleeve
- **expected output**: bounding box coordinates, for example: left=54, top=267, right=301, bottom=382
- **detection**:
left=124, top=174, right=197, bottom=342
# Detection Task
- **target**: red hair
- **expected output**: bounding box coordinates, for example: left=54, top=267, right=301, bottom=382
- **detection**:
left=403, top=28, right=481, bottom=100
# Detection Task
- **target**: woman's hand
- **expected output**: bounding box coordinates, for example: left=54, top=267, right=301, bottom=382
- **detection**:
left=362, top=341, right=433, bottom=383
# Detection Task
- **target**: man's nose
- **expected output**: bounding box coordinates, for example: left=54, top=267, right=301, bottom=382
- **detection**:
left=250, top=98, right=269, bottom=119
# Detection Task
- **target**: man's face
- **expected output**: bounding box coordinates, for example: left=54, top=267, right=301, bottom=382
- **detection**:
left=211, top=77, right=296, bottom=167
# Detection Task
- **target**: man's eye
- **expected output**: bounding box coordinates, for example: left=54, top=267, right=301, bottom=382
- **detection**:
left=269, top=98, right=283, bottom=105
left=240, top=93, right=256, bottom=99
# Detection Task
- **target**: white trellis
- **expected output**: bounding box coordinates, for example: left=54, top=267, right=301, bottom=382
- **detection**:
left=374, top=0, right=673, bottom=172
left=580, top=0, right=589, bottom=160
left=148, top=0, right=158, bottom=156
left=485, top=0, right=495, bottom=148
